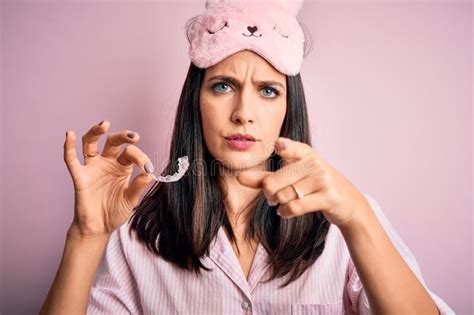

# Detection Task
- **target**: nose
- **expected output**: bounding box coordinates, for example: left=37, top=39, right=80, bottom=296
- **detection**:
left=247, top=25, right=258, bottom=34
left=231, top=93, right=255, bottom=125
left=231, top=110, right=254, bottom=125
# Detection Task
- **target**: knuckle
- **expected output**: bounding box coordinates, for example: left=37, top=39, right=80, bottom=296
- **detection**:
left=309, top=158, right=319, bottom=170
left=276, top=189, right=289, bottom=204
left=325, top=188, right=338, bottom=205
left=323, top=205, right=336, bottom=218
left=287, top=201, right=300, bottom=215
left=286, top=202, right=296, bottom=215
left=123, top=144, right=137, bottom=155
left=301, top=144, right=313, bottom=155
left=262, top=175, right=273, bottom=193
left=275, top=190, right=284, bottom=204
left=124, top=144, right=147, bottom=162
left=320, top=169, right=331, bottom=184
left=261, top=176, right=274, bottom=193
left=301, top=158, right=318, bottom=175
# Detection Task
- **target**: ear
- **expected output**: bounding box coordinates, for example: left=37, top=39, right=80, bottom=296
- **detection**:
left=273, top=0, right=304, bottom=16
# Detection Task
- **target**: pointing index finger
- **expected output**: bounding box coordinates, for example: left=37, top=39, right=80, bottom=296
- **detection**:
left=275, top=137, right=314, bottom=162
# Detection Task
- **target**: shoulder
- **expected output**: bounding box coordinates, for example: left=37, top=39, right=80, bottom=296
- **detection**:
left=105, top=219, right=143, bottom=262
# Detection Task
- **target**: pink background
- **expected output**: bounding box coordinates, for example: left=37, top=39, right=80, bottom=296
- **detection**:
left=0, top=0, right=471, bottom=314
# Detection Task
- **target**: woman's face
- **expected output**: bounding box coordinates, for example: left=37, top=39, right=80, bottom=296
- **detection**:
left=199, top=49, right=287, bottom=172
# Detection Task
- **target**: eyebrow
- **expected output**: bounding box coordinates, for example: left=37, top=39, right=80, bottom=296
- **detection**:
left=207, top=75, right=285, bottom=91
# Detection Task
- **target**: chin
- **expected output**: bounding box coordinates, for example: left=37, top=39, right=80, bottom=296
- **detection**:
left=214, top=152, right=267, bottom=172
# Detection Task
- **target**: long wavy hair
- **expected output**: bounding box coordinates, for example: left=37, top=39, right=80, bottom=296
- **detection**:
left=128, top=61, right=331, bottom=288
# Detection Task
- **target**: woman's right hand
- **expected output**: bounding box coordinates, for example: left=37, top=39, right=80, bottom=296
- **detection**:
left=63, top=120, right=156, bottom=239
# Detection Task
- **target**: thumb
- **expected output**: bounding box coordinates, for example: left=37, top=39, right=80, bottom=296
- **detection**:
left=125, top=173, right=155, bottom=208
left=237, top=170, right=272, bottom=189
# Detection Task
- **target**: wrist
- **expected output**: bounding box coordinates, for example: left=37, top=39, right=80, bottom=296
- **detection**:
left=67, top=223, right=111, bottom=243
left=337, top=201, right=375, bottom=235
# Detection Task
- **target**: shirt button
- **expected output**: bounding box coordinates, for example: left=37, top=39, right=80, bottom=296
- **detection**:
left=241, top=300, right=250, bottom=310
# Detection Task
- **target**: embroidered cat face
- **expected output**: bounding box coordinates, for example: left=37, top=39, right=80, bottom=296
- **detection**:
left=185, top=0, right=310, bottom=75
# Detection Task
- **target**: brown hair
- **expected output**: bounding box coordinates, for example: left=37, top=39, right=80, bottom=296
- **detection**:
left=128, top=62, right=330, bottom=288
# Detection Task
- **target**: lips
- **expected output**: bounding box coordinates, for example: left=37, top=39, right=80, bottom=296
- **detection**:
left=225, top=133, right=256, bottom=141
left=225, top=138, right=256, bottom=150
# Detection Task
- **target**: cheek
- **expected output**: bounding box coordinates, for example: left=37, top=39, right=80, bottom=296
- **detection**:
left=261, top=103, right=286, bottom=134
left=199, top=98, right=228, bottom=147
left=259, top=103, right=286, bottom=152
left=200, top=103, right=221, bottom=130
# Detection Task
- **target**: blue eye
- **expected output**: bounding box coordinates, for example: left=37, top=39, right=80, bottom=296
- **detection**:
left=211, top=82, right=280, bottom=98
left=261, top=87, right=279, bottom=98
left=212, top=82, right=231, bottom=93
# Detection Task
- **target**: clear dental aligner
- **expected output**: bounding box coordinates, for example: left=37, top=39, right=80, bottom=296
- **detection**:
left=150, top=156, right=189, bottom=182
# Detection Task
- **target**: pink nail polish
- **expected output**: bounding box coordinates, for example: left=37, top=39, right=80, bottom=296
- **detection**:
left=268, top=199, right=279, bottom=207
left=144, top=161, right=155, bottom=174
left=264, top=192, right=278, bottom=206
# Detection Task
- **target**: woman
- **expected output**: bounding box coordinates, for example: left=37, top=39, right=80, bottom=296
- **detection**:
left=40, top=0, right=455, bottom=314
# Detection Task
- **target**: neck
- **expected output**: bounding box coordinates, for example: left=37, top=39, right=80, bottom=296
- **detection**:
left=218, top=160, right=268, bottom=231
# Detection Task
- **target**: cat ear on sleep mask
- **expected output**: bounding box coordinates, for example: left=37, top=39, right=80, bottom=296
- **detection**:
left=205, top=0, right=304, bottom=16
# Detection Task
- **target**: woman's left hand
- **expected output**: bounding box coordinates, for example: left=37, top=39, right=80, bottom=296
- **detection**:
left=237, top=137, right=372, bottom=228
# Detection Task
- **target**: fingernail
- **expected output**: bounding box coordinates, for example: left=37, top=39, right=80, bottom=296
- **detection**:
left=127, top=132, right=136, bottom=139
left=268, top=199, right=278, bottom=207
left=264, top=192, right=278, bottom=206
left=276, top=209, right=282, bottom=216
left=144, top=161, right=155, bottom=174
left=99, top=120, right=104, bottom=125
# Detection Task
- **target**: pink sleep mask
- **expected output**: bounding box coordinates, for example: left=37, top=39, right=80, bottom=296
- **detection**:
left=185, top=0, right=311, bottom=76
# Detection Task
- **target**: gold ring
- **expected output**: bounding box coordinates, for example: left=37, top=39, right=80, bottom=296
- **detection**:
left=290, top=183, right=304, bottom=199
left=84, top=152, right=99, bottom=158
